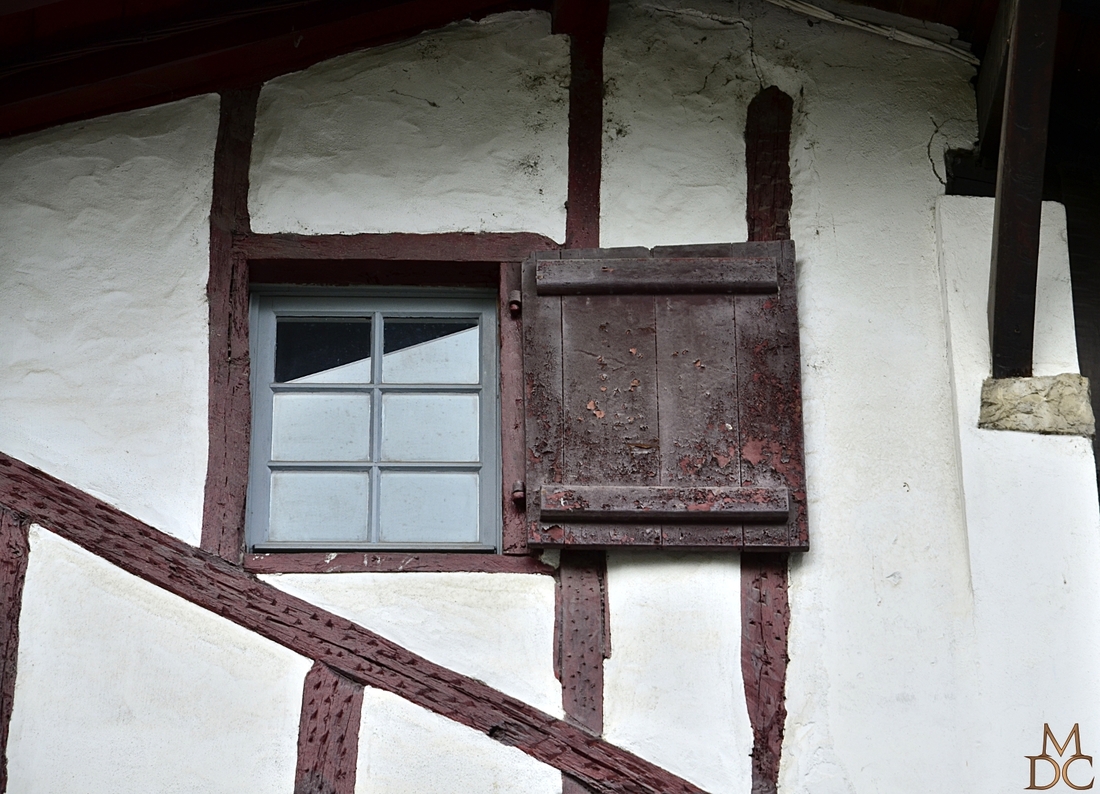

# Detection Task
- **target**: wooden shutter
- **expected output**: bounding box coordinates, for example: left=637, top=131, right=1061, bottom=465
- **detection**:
left=522, top=240, right=807, bottom=551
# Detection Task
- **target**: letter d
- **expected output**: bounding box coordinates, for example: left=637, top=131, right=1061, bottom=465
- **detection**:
left=1028, top=755, right=1061, bottom=790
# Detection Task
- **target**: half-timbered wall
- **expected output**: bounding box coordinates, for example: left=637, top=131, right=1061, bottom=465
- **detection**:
left=2, top=2, right=1098, bottom=794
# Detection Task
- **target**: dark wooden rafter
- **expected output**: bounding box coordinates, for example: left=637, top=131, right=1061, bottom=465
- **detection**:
left=742, top=85, right=794, bottom=794
left=295, top=662, right=364, bottom=794
left=201, top=86, right=260, bottom=563
left=975, top=0, right=1015, bottom=165
left=0, top=451, right=705, bottom=794
left=0, top=0, right=547, bottom=139
left=0, top=510, right=30, bottom=794
left=988, top=0, right=1061, bottom=378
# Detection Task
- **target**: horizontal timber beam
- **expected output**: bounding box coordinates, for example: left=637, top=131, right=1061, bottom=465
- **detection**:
left=0, top=451, right=705, bottom=794
left=236, top=231, right=560, bottom=263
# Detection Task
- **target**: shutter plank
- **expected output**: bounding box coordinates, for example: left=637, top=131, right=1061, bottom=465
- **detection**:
left=561, top=295, right=660, bottom=485
left=735, top=240, right=807, bottom=549
left=536, top=257, right=777, bottom=295
left=523, top=253, right=566, bottom=544
left=656, top=295, right=742, bottom=488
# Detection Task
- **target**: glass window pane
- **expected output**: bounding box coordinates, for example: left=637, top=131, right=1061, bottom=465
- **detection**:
left=276, top=319, right=372, bottom=383
left=379, top=471, right=479, bottom=543
left=269, top=471, right=369, bottom=543
left=382, top=320, right=479, bottom=384
left=271, top=393, right=371, bottom=461
left=381, top=393, right=479, bottom=462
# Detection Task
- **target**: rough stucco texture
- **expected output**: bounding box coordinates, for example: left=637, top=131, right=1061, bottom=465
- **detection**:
left=249, top=11, right=569, bottom=239
left=0, top=96, right=217, bottom=545
left=261, top=571, right=562, bottom=716
left=7, top=526, right=311, bottom=794
left=937, top=197, right=1100, bottom=793
left=602, top=1, right=977, bottom=792
left=355, top=686, right=562, bottom=794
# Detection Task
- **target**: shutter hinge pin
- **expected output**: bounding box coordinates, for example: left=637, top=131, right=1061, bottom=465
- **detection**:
left=508, top=290, right=522, bottom=315
left=511, top=480, right=526, bottom=504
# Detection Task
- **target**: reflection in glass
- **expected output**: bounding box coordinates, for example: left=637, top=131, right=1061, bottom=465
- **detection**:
left=379, top=471, right=479, bottom=543
left=269, top=471, right=369, bottom=542
left=381, top=393, right=479, bottom=461
left=276, top=319, right=372, bottom=383
left=271, top=393, right=370, bottom=461
left=383, top=320, right=478, bottom=383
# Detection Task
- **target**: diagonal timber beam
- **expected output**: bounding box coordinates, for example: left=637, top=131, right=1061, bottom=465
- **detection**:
left=0, top=451, right=706, bottom=794
left=988, top=0, right=1060, bottom=379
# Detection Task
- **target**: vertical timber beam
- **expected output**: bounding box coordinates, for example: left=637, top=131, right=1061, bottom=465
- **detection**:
left=557, top=0, right=609, bottom=249
left=294, top=662, right=365, bottom=794
left=554, top=5, right=611, bottom=794
left=743, top=85, right=794, bottom=794
left=988, top=0, right=1061, bottom=378
left=201, top=86, right=260, bottom=562
left=0, top=510, right=30, bottom=794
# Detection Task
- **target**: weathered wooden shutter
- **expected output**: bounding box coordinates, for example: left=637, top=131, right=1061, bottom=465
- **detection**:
left=522, top=241, right=807, bottom=550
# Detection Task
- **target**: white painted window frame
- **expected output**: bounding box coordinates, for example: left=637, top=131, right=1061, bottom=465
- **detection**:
left=246, top=287, right=501, bottom=552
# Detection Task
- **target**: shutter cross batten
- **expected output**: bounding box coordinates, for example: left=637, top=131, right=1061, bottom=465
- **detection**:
left=522, top=241, right=808, bottom=551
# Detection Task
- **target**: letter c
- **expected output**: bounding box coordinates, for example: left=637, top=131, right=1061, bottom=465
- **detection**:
left=1063, top=755, right=1095, bottom=790
left=1028, top=755, right=1061, bottom=790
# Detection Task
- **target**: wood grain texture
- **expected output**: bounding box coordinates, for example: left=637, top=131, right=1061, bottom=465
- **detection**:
left=557, top=551, right=609, bottom=734
left=295, top=663, right=364, bottom=794
left=741, top=554, right=790, bottom=794
left=538, top=485, right=789, bottom=522
left=565, top=29, right=605, bottom=249
left=742, top=85, right=796, bottom=794
left=238, top=231, right=559, bottom=263
left=0, top=510, right=29, bottom=794
left=0, top=452, right=704, bottom=794
left=535, top=257, right=778, bottom=295
left=244, top=551, right=554, bottom=575
left=202, top=86, right=259, bottom=563
left=500, top=261, right=530, bottom=555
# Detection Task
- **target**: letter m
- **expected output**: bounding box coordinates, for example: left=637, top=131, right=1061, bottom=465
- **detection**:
left=1044, top=724, right=1085, bottom=758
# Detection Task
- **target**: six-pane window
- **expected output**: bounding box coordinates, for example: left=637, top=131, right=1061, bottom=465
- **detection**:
left=247, top=291, right=499, bottom=551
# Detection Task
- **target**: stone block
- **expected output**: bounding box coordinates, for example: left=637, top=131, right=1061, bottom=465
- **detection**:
left=979, top=373, right=1095, bottom=437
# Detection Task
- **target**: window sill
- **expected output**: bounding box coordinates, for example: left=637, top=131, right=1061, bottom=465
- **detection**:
left=243, top=551, right=556, bottom=575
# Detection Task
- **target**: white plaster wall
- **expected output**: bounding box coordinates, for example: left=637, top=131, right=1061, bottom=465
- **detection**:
left=250, top=11, right=568, bottom=239
left=937, top=197, right=1100, bottom=792
left=262, top=572, right=561, bottom=716
left=0, top=96, right=217, bottom=545
left=355, top=686, right=561, bottom=794
left=604, top=553, right=752, bottom=794
left=603, top=1, right=979, bottom=792
left=7, top=526, right=311, bottom=794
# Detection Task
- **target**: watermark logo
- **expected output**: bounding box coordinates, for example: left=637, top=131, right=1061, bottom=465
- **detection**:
left=1027, top=724, right=1094, bottom=790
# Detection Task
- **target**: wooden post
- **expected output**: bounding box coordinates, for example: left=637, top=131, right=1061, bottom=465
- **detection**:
left=988, top=0, right=1061, bottom=378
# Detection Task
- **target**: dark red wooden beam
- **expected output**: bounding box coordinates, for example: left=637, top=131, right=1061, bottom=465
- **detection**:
left=0, top=510, right=30, bottom=793
left=0, top=0, right=543, bottom=138
left=202, top=87, right=259, bottom=563
left=557, top=0, right=608, bottom=248
left=988, top=0, right=1061, bottom=378
left=742, top=85, right=795, bottom=794
left=294, top=663, right=364, bottom=794
left=0, top=450, right=706, bottom=794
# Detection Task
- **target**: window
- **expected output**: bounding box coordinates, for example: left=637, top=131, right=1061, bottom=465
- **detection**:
left=246, top=290, right=500, bottom=552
